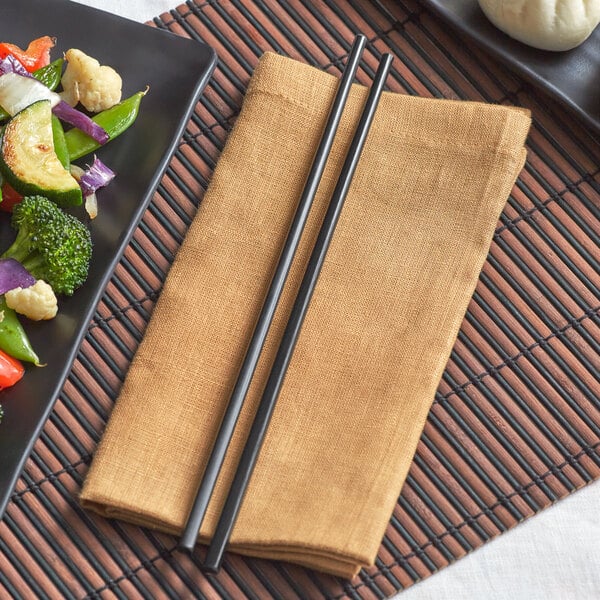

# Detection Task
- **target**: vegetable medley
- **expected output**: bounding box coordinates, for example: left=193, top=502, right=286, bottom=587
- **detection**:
left=0, top=36, right=145, bottom=418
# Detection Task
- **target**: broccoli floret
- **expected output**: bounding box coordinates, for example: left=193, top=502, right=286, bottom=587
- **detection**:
left=1, top=195, right=92, bottom=296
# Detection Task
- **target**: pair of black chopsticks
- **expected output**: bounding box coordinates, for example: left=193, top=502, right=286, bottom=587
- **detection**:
left=179, top=34, right=393, bottom=571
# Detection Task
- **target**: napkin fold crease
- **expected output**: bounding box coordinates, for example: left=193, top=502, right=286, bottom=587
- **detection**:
left=81, top=52, right=530, bottom=578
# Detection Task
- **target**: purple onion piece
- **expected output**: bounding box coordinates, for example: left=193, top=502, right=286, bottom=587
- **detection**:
left=0, top=258, right=36, bottom=295
left=79, top=157, right=115, bottom=196
left=0, top=54, right=30, bottom=78
left=52, top=100, right=109, bottom=145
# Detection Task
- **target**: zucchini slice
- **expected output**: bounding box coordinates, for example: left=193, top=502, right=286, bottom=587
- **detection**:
left=0, top=100, right=82, bottom=206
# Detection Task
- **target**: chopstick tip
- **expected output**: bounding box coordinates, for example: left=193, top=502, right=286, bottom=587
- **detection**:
left=177, top=540, right=195, bottom=554
left=202, top=550, right=225, bottom=573
left=350, top=33, right=367, bottom=53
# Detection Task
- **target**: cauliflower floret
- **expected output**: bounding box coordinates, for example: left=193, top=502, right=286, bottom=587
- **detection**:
left=61, top=48, right=122, bottom=112
left=5, top=280, right=58, bottom=321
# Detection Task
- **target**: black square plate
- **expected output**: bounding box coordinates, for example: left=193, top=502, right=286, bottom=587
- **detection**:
left=422, top=0, right=600, bottom=134
left=0, top=0, right=216, bottom=517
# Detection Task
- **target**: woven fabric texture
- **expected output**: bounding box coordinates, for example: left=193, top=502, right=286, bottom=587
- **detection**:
left=81, top=52, right=530, bottom=578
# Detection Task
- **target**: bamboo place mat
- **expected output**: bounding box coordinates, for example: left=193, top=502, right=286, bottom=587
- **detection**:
left=1, top=1, right=599, bottom=598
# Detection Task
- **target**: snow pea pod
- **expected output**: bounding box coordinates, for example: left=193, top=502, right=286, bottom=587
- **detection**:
left=33, top=58, right=64, bottom=91
left=0, top=296, right=40, bottom=365
left=65, top=90, right=146, bottom=161
left=51, top=114, right=70, bottom=170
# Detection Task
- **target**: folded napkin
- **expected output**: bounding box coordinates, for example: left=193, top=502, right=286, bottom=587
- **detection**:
left=81, top=52, right=530, bottom=578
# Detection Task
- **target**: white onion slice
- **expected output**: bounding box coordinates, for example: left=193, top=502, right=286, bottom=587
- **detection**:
left=0, top=72, right=60, bottom=116
left=84, top=192, right=98, bottom=220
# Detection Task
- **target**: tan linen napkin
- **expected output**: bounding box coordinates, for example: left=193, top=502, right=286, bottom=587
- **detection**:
left=81, top=52, right=530, bottom=578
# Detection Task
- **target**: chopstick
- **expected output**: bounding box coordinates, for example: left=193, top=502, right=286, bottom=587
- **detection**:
left=202, top=52, right=394, bottom=572
left=179, top=34, right=368, bottom=553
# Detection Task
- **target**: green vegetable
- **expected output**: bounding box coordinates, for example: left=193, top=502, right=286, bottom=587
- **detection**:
left=51, top=114, right=70, bottom=170
left=32, top=58, right=64, bottom=91
left=0, top=58, right=64, bottom=122
left=0, top=100, right=82, bottom=206
left=1, top=195, right=92, bottom=296
left=65, top=90, right=146, bottom=160
left=0, top=296, right=40, bottom=365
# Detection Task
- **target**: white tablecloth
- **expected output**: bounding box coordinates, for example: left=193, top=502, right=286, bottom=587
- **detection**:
left=71, top=1, right=600, bottom=597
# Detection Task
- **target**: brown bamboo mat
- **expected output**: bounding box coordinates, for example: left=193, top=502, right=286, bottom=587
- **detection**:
left=1, top=0, right=599, bottom=598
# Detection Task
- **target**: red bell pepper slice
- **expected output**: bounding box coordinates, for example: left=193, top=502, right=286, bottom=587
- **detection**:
left=0, top=36, right=55, bottom=73
left=0, top=183, right=23, bottom=213
left=0, top=349, right=25, bottom=389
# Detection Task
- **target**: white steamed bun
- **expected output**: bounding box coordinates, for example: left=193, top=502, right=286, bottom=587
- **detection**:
left=477, top=0, right=600, bottom=51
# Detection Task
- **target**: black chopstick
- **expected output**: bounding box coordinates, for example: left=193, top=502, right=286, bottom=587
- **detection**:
left=179, top=34, right=368, bottom=553
left=202, top=52, right=394, bottom=572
